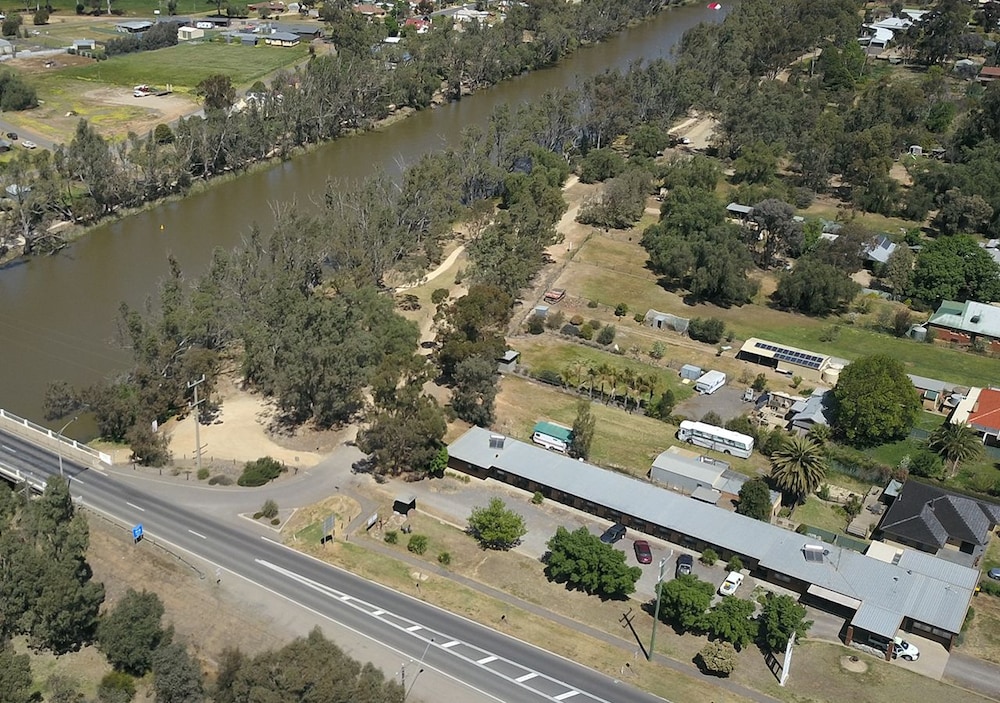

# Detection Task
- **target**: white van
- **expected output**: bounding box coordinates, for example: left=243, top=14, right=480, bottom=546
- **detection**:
left=694, top=370, right=726, bottom=395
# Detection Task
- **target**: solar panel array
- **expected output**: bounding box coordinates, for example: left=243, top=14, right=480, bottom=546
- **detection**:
left=753, top=341, right=826, bottom=370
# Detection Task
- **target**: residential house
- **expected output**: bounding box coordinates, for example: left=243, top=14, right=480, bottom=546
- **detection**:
left=927, top=299, right=1000, bottom=352
left=177, top=26, right=204, bottom=41
left=353, top=3, right=388, bottom=18
left=277, top=22, right=322, bottom=39
left=951, top=387, right=1000, bottom=445
left=404, top=17, right=430, bottom=33
left=978, top=66, right=1000, bottom=83
left=264, top=31, right=300, bottom=46
left=789, top=389, right=835, bottom=433
left=115, top=20, right=154, bottom=33
left=863, top=234, right=897, bottom=268
left=875, top=480, right=1000, bottom=562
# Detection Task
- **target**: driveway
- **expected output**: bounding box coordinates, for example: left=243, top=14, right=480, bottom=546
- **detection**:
left=676, top=385, right=748, bottom=423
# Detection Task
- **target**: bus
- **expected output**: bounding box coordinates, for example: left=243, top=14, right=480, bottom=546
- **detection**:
left=676, top=420, right=754, bottom=458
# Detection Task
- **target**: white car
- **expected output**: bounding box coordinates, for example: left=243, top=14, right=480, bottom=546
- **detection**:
left=893, top=637, right=920, bottom=661
left=21, top=140, right=36, bottom=149
left=719, top=571, right=744, bottom=596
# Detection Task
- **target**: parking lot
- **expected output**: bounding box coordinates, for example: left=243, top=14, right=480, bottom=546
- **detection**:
left=675, top=384, right=748, bottom=423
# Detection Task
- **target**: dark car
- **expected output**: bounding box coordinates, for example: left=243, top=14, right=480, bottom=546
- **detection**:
left=633, top=539, right=652, bottom=564
left=600, top=523, right=626, bottom=544
left=6, top=132, right=16, bottom=140
left=676, top=553, right=694, bottom=577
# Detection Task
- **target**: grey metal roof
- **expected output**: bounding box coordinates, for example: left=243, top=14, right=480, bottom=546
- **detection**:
left=450, top=427, right=977, bottom=635
left=266, top=31, right=300, bottom=41
left=907, top=374, right=951, bottom=394
left=790, top=389, right=833, bottom=427
left=726, top=203, right=754, bottom=215
left=851, top=602, right=903, bottom=638
left=929, top=300, right=1000, bottom=340
left=651, top=451, right=725, bottom=487
left=864, top=234, right=897, bottom=264
left=879, top=480, right=999, bottom=549
left=691, top=486, right=721, bottom=504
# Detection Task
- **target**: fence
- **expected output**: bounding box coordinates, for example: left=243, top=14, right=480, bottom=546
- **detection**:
left=797, top=524, right=869, bottom=553
left=0, top=408, right=111, bottom=466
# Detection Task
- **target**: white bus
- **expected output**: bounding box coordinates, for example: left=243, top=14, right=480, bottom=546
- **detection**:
left=676, top=420, right=754, bottom=458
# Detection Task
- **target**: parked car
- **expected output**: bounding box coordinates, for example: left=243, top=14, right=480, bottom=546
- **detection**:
left=718, top=571, right=744, bottom=596
left=892, top=637, right=920, bottom=661
left=988, top=567, right=1000, bottom=581
left=21, top=140, right=36, bottom=149
left=6, top=131, right=16, bottom=140
left=600, top=523, right=626, bottom=544
left=633, top=540, right=652, bottom=564
left=676, top=553, right=693, bottom=577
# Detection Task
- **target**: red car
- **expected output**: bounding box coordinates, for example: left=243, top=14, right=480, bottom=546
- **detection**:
left=633, top=540, right=652, bottom=564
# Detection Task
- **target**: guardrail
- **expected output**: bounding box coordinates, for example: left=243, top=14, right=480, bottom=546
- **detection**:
left=0, top=408, right=112, bottom=466
left=0, top=460, right=46, bottom=494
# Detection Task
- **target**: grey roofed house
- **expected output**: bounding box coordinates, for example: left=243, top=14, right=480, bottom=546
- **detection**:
left=266, top=31, right=301, bottom=43
left=864, top=234, right=897, bottom=265
left=726, top=202, right=754, bottom=217
left=876, top=480, right=1000, bottom=558
left=789, top=388, right=834, bottom=432
left=928, top=299, right=1000, bottom=341
left=71, top=38, right=96, bottom=51
left=222, top=31, right=260, bottom=45
left=116, top=20, right=154, bottom=33
left=448, top=426, right=977, bottom=646
left=276, top=22, right=322, bottom=37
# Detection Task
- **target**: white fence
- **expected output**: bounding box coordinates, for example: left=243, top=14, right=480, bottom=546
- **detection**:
left=0, top=408, right=112, bottom=466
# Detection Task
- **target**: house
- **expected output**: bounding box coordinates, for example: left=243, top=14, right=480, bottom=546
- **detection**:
left=453, top=7, right=490, bottom=23
left=875, top=480, right=1000, bottom=561
left=789, top=389, right=834, bottom=433
left=448, top=427, right=979, bottom=650
left=278, top=22, right=322, bottom=39
left=643, top=309, right=689, bottom=334
left=978, top=66, right=1000, bottom=83
left=404, top=17, right=430, bottom=33
left=927, top=299, right=1000, bottom=352
left=863, top=234, right=897, bottom=268
left=264, top=31, right=301, bottom=46
left=115, top=20, right=154, bottom=33
left=737, top=337, right=839, bottom=378
left=726, top=202, right=754, bottom=220
left=248, top=1, right=286, bottom=11
left=951, top=387, right=1000, bottom=445
left=531, top=421, right=573, bottom=453
left=353, top=3, right=388, bottom=18
left=71, top=38, right=95, bottom=52
left=177, top=26, right=204, bottom=41
left=649, top=446, right=781, bottom=514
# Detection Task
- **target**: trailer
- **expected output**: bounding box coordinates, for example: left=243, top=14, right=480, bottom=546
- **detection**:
left=694, top=370, right=727, bottom=395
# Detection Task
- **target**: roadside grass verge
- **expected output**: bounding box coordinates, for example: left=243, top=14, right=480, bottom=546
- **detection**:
left=59, top=41, right=309, bottom=90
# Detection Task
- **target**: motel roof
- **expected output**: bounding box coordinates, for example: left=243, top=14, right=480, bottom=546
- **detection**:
left=450, top=427, right=977, bottom=637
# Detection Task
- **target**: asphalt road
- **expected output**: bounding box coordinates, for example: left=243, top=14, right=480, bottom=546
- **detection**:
left=0, top=428, right=667, bottom=703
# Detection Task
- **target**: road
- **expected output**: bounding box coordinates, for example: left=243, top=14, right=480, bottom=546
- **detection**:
left=0, top=427, right=666, bottom=703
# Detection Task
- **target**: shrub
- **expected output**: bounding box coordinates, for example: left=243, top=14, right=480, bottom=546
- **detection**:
left=587, top=299, right=599, bottom=308
left=531, top=491, right=544, bottom=505
left=208, top=474, right=232, bottom=486
left=238, top=456, right=285, bottom=487
left=816, top=484, right=831, bottom=501
left=697, top=641, right=738, bottom=677
left=726, top=555, right=743, bottom=572
left=437, top=551, right=452, bottom=566
left=688, top=317, right=726, bottom=344
left=252, top=511, right=263, bottom=519
left=578, top=324, right=594, bottom=340
left=260, top=499, right=279, bottom=519
left=97, top=671, right=136, bottom=703
left=545, top=310, right=565, bottom=330
left=153, top=123, right=175, bottom=145
left=384, top=530, right=398, bottom=544
left=980, top=579, right=1000, bottom=597
left=751, top=373, right=768, bottom=392
left=196, top=467, right=210, bottom=480
left=431, top=288, right=449, bottom=305
left=700, top=548, right=718, bottom=566
left=526, top=314, right=545, bottom=334
left=569, top=314, right=585, bottom=326
left=597, top=324, right=617, bottom=345
left=535, top=369, right=563, bottom=386
left=270, top=517, right=280, bottom=525
left=33, top=8, right=49, bottom=25
left=634, top=312, right=645, bottom=323
left=614, top=302, right=629, bottom=317
left=407, top=534, right=428, bottom=555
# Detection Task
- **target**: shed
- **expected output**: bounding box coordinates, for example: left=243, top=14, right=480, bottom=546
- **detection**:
left=533, top=305, right=549, bottom=318
left=0, top=39, right=11, bottom=56
left=644, top=308, right=689, bottom=334
left=116, top=20, right=154, bottom=33
left=392, top=494, right=416, bottom=515
left=71, top=38, right=96, bottom=52
left=264, top=31, right=301, bottom=46
left=177, top=26, right=204, bottom=41
left=679, top=364, right=702, bottom=381
left=497, top=349, right=519, bottom=374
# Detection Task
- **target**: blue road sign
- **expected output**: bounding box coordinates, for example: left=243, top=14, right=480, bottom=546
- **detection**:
left=132, top=524, right=144, bottom=542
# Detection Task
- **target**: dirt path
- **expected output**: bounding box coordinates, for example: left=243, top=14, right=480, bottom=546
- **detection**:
left=398, top=244, right=466, bottom=291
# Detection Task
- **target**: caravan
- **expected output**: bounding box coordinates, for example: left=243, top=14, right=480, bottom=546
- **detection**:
left=694, top=370, right=727, bottom=395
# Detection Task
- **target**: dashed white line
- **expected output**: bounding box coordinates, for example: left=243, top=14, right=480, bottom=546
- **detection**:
left=406, top=625, right=422, bottom=632
left=515, top=673, right=537, bottom=682
left=126, top=502, right=145, bottom=512
left=73, top=478, right=85, bottom=485
left=339, top=595, right=351, bottom=602
left=188, top=529, right=207, bottom=539
left=90, top=467, right=108, bottom=476
left=477, top=655, right=497, bottom=664
left=554, top=692, right=579, bottom=701
left=2, top=444, right=16, bottom=453
left=372, top=609, right=385, bottom=616
left=441, top=640, right=461, bottom=649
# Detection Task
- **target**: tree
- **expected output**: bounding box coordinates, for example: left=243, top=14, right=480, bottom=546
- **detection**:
left=97, top=589, right=167, bottom=676
left=152, top=642, right=204, bottom=703
left=832, top=354, right=921, bottom=448
left=467, top=498, right=527, bottom=550
left=195, top=74, right=236, bottom=112
left=928, top=422, right=984, bottom=476
left=0, top=642, right=32, bottom=703
left=544, top=526, right=641, bottom=599
left=657, top=573, right=714, bottom=631
left=759, top=594, right=812, bottom=651
left=773, top=260, right=860, bottom=315
left=569, top=401, right=596, bottom=460
left=909, top=450, right=945, bottom=479
left=736, top=478, right=773, bottom=522
left=450, top=355, right=498, bottom=426
left=697, top=641, right=738, bottom=677
left=98, top=671, right=136, bottom=703
left=909, top=235, right=1000, bottom=305
left=883, top=246, right=915, bottom=300
left=748, top=199, right=803, bottom=269
left=703, top=597, right=758, bottom=650
left=769, top=436, right=828, bottom=503
left=687, top=317, right=726, bottom=344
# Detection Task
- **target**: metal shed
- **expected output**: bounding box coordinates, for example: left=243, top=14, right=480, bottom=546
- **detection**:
left=679, top=364, right=702, bottom=381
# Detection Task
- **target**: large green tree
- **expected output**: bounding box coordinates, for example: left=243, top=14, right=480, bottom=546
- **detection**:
left=927, top=422, right=984, bottom=477
left=569, top=400, right=596, bottom=460
left=832, top=354, right=921, bottom=448
left=544, top=526, right=641, bottom=599
left=759, top=593, right=812, bottom=651
left=657, top=573, right=714, bottom=632
left=736, top=478, right=773, bottom=522
left=97, top=589, right=167, bottom=676
left=909, top=235, right=1000, bottom=305
left=769, top=436, right=828, bottom=503
left=467, top=498, right=527, bottom=551
left=450, top=355, right=498, bottom=427
left=0, top=641, right=32, bottom=703
left=773, top=259, right=861, bottom=315
left=152, top=642, right=204, bottom=703
left=703, top=597, right=758, bottom=650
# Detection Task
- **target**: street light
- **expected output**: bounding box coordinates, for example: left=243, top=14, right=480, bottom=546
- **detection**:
left=401, top=638, right=433, bottom=702
left=56, top=415, right=80, bottom=478
left=648, top=550, right=672, bottom=661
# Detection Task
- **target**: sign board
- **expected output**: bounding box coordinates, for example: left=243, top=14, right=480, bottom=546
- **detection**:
left=322, top=515, right=335, bottom=543
left=132, top=523, right=144, bottom=543
left=365, top=512, right=379, bottom=530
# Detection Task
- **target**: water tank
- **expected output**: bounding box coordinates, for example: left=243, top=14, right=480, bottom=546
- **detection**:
left=821, top=365, right=842, bottom=385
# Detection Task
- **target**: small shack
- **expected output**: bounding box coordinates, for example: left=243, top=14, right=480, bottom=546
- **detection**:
left=679, top=364, right=702, bottom=381
left=532, top=421, right=573, bottom=453
left=644, top=309, right=689, bottom=334
left=392, top=494, right=416, bottom=515
left=497, top=350, right=519, bottom=374
left=71, top=38, right=96, bottom=52
left=178, top=26, right=205, bottom=41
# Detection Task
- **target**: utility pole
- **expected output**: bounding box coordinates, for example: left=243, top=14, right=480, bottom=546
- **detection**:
left=188, top=375, right=206, bottom=472
left=648, top=552, right=671, bottom=661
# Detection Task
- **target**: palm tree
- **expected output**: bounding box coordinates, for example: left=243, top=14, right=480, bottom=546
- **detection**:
left=928, top=422, right=984, bottom=477
left=586, top=365, right=599, bottom=399
left=769, top=435, right=828, bottom=504
left=619, top=367, right=636, bottom=410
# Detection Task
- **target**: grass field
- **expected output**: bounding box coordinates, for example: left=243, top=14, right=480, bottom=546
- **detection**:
left=58, top=41, right=309, bottom=89
left=792, top=496, right=850, bottom=535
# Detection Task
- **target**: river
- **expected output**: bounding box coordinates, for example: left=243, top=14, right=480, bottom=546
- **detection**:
left=0, top=3, right=728, bottom=428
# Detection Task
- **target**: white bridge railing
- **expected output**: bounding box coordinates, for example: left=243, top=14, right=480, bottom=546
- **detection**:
left=0, top=408, right=112, bottom=466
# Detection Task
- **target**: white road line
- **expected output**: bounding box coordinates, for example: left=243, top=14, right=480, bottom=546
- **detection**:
left=554, top=692, right=579, bottom=701
left=477, top=655, right=497, bottom=664
left=2, top=444, right=16, bottom=453
left=90, top=468, right=108, bottom=476
left=339, top=595, right=351, bottom=602
left=188, top=529, right=207, bottom=539
left=372, top=609, right=385, bottom=616
left=441, top=640, right=461, bottom=649
left=406, top=625, right=423, bottom=632
left=515, top=673, right=537, bottom=682
left=73, top=478, right=85, bottom=485
left=126, top=502, right=145, bottom=512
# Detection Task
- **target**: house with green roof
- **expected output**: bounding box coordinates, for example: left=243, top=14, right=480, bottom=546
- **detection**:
left=928, top=299, right=1000, bottom=352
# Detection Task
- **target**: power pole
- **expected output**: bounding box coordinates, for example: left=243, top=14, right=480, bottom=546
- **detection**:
left=188, top=375, right=206, bottom=472
left=648, top=554, right=670, bottom=660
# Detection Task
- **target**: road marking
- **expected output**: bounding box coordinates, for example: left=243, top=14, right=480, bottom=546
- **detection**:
left=339, top=595, right=351, bottom=602
left=406, top=625, right=422, bottom=632
left=554, top=691, right=579, bottom=701
left=73, top=478, right=85, bottom=485
left=126, top=502, right=145, bottom=512
left=188, top=529, right=207, bottom=539
left=515, top=672, right=537, bottom=682
left=372, top=609, right=385, bottom=616
left=90, top=467, right=108, bottom=477
left=477, top=655, right=497, bottom=664
left=1, top=445, right=15, bottom=453
left=441, top=640, right=460, bottom=649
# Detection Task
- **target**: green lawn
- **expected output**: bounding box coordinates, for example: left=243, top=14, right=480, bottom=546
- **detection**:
left=792, top=496, right=849, bottom=535
left=59, top=41, right=309, bottom=90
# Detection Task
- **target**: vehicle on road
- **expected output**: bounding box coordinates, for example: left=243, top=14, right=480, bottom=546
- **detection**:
left=633, top=539, right=652, bottom=564
left=719, top=571, right=744, bottom=596
left=21, top=140, right=36, bottom=149
left=676, top=553, right=693, bottom=576
left=600, top=523, right=626, bottom=544
left=677, top=420, right=755, bottom=458
left=6, top=131, right=16, bottom=140
left=988, top=567, right=1000, bottom=581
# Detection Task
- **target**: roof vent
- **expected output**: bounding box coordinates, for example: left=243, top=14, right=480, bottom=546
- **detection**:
left=488, top=434, right=505, bottom=450
left=971, top=314, right=982, bottom=324
left=802, top=544, right=826, bottom=563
